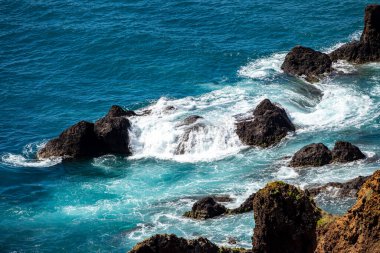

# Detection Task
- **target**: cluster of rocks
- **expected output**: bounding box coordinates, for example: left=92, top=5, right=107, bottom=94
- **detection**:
left=37, top=105, right=134, bottom=159
left=289, top=141, right=365, bottom=168
left=129, top=170, right=380, bottom=253
left=282, top=5, right=380, bottom=82
left=184, top=192, right=256, bottom=220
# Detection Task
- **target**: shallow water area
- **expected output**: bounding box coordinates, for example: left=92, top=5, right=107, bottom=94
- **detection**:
left=1, top=0, right=380, bottom=252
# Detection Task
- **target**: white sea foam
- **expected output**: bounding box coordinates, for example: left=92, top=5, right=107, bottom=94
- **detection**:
left=1, top=153, right=62, bottom=168
left=237, top=53, right=286, bottom=79
left=128, top=88, right=257, bottom=162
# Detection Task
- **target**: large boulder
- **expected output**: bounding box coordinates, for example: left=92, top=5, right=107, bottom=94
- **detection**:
left=330, top=5, right=380, bottom=63
left=315, top=170, right=380, bottom=252
left=331, top=141, right=365, bottom=163
left=308, top=175, right=370, bottom=198
left=281, top=46, right=333, bottom=82
left=252, top=181, right=321, bottom=253
left=129, top=234, right=220, bottom=253
left=38, top=105, right=132, bottom=159
left=37, top=121, right=100, bottom=159
left=289, top=143, right=332, bottom=168
left=236, top=99, right=295, bottom=148
left=184, top=197, right=227, bottom=219
left=94, top=106, right=132, bottom=155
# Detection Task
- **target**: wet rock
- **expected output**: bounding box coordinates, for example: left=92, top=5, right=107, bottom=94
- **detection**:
left=227, top=237, right=237, bottom=245
left=252, top=181, right=322, bottom=253
left=175, top=123, right=206, bottom=155
left=308, top=175, right=371, bottom=198
left=229, top=193, right=256, bottom=214
left=281, top=46, right=333, bottom=82
left=129, top=234, right=220, bottom=253
left=176, top=115, right=203, bottom=127
left=236, top=99, right=295, bottom=147
left=106, top=105, right=136, bottom=117
left=37, top=121, right=100, bottom=159
left=331, top=141, right=365, bottom=163
left=289, top=143, right=332, bottom=168
left=94, top=115, right=131, bottom=156
left=315, top=170, right=380, bottom=252
left=330, top=5, right=380, bottom=63
left=184, top=197, right=227, bottom=219
left=38, top=105, right=132, bottom=159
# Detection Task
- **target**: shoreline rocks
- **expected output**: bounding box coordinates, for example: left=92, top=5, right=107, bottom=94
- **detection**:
left=252, top=181, right=322, bottom=253
left=37, top=105, right=134, bottom=159
left=281, top=46, right=333, bottom=82
left=236, top=99, right=295, bottom=147
left=330, top=5, right=380, bottom=63
left=289, top=141, right=365, bottom=168
left=183, top=197, right=227, bottom=219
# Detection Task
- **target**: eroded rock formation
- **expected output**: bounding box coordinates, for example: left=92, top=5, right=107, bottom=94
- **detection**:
left=290, top=143, right=332, bottom=167
left=236, top=99, right=295, bottom=147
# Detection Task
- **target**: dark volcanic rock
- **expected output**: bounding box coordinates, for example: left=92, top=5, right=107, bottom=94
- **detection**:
left=290, top=143, right=332, bottom=168
left=331, top=141, right=365, bottom=163
left=236, top=99, right=295, bottom=147
left=37, top=121, right=100, bottom=159
left=315, top=170, right=380, bottom=252
left=281, top=46, right=333, bottom=82
left=252, top=181, right=322, bottom=253
left=229, top=193, right=256, bottom=214
left=184, top=197, right=227, bottom=219
left=330, top=5, right=380, bottom=63
left=129, top=234, right=220, bottom=253
left=308, top=175, right=371, bottom=198
left=94, top=105, right=132, bottom=155
left=38, top=105, right=132, bottom=159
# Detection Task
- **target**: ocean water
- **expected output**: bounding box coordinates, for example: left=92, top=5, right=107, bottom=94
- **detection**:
left=1, top=0, right=379, bottom=252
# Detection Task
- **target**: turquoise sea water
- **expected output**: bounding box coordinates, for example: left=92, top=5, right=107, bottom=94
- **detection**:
left=1, top=0, right=380, bottom=252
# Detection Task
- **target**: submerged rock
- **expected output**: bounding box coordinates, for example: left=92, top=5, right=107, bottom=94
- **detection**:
left=252, top=181, right=322, bottom=253
left=330, top=5, right=380, bottom=63
left=37, top=121, right=100, bottom=159
left=308, top=175, right=371, bottom=198
left=184, top=197, right=227, bottom=219
left=281, top=46, right=333, bottom=82
left=289, top=143, right=332, bottom=168
left=129, top=234, right=220, bottom=253
left=38, top=105, right=132, bottom=159
left=235, top=99, right=295, bottom=147
left=176, top=115, right=203, bottom=127
left=315, top=170, right=380, bottom=252
left=175, top=123, right=206, bottom=155
left=331, top=141, right=365, bottom=163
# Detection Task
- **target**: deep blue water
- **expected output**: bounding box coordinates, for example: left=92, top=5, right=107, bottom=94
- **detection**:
left=1, top=0, right=380, bottom=252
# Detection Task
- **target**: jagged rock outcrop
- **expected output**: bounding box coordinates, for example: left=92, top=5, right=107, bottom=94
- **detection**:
left=330, top=5, right=380, bottom=63
left=184, top=197, right=227, bottom=219
left=236, top=99, right=295, bottom=147
left=252, top=181, right=322, bottom=253
left=290, top=143, right=332, bottom=167
left=331, top=141, right=366, bottom=163
left=128, top=234, right=251, bottom=253
left=38, top=105, right=133, bottom=159
left=94, top=106, right=132, bottom=155
left=37, top=121, right=101, bottom=159
left=308, top=175, right=370, bottom=198
left=315, top=170, right=380, bottom=252
left=281, top=46, right=333, bottom=82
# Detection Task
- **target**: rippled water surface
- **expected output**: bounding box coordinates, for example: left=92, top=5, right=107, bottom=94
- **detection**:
left=1, top=0, right=379, bottom=252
